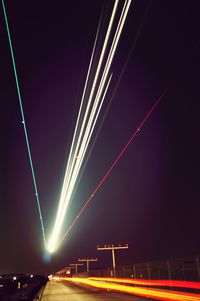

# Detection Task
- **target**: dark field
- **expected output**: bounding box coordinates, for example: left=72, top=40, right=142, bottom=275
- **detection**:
left=0, top=274, right=48, bottom=301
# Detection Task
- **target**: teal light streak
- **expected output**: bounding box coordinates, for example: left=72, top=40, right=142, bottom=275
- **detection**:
left=2, top=0, right=47, bottom=248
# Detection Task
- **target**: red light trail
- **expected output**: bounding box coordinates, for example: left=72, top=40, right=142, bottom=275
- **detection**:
left=58, top=90, right=166, bottom=247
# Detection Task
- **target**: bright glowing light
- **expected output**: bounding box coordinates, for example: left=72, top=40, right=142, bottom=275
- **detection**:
left=47, top=0, right=132, bottom=253
left=53, top=277, right=200, bottom=301
left=47, top=0, right=119, bottom=253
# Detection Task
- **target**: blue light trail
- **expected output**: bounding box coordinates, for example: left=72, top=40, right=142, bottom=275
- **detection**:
left=2, top=0, right=47, bottom=248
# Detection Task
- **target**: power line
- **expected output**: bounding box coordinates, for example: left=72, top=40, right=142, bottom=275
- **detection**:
left=70, top=263, right=83, bottom=276
left=78, top=258, right=98, bottom=272
left=97, top=244, right=129, bottom=250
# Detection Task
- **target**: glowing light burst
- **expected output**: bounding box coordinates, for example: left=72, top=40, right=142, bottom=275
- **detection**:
left=47, top=0, right=132, bottom=253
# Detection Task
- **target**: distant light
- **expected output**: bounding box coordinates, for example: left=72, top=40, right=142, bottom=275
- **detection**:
left=66, top=270, right=70, bottom=275
left=13, top=276, right=17, bottom=281
left=30, top=275, right=33, bottom=278
left=43, top=250, right=52, bottom=262
left=0, top=284, right=3, bottom=288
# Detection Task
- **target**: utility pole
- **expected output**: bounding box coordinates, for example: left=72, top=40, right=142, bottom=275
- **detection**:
left=70, top=263, right=83, bottom=276
left=78, top=258, right=97, bottom=272
left=97, top=244, right=128, bottom=278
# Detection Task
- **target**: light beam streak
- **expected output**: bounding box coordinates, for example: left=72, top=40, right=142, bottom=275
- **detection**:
left=71, top=1, right=151, bottom=190
left=61, top=74, right=113, bottom=205
left=50, top=13, right=102, bottom=250
left=47, top=0, right=120, bottom=252
left=49, top=74, right=112, bottom=250
left=54, top=277, right=200, bottom=301
left=57, top=90, right=166, bottom=248
left=48, top=0, right=132, bottom=253
left=2, top=0, right=47, bottom=247
left=95, top=0, right=132, bottom=107
left=89, top=277, right=200, bottom=290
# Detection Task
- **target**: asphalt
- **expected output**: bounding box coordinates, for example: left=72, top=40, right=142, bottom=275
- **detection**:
left=41, top=281, right=155, bottom=301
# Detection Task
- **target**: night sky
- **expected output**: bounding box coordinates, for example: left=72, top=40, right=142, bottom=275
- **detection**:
left=1, top=0, right=200, bottom=275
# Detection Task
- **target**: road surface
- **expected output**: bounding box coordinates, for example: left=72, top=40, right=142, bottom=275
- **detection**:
left=41, top=281, right=155, bottom=301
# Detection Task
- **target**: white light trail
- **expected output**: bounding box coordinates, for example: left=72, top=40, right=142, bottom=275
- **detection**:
left=47, top=0, right=132, bottom=253
left=51, top=15, right=102, bottom=244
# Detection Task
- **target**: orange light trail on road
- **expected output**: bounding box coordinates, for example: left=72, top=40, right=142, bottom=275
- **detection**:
left=53, top=277, right=200, bottom=301
left=89, top=277, right=200, bottom=290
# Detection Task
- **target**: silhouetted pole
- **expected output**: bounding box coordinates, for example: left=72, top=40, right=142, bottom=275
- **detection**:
left=70, top=263, right=83, bottom=276
left=97, top=244, right=128, bottom=277
left=78, top=258, right=97, bottom=272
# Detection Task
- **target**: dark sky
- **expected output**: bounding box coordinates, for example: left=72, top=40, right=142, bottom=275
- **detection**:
left=1, top=0, right=200, bottom=275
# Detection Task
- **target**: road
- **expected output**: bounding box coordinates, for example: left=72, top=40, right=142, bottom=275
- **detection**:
left=41, top=281, right=155, bottom=301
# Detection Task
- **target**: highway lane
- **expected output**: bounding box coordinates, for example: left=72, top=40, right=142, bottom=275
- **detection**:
left=41, top=281, right=155, bottom=301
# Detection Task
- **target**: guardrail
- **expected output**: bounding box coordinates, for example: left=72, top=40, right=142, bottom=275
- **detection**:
left=33, top=284, right=46, bottom=301
left=77, top=255, right=200, bottom=281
